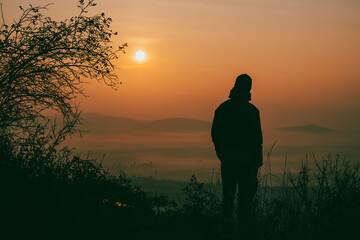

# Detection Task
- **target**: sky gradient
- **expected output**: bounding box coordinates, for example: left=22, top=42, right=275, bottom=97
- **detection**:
left=4, top=0, right=360, bottom=131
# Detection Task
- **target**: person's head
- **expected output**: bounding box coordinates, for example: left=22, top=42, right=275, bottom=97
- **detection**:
left=229, top=74, right=252, bottom=101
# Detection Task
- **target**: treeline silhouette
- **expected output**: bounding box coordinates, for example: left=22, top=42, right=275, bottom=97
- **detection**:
left=1, top=139, right=360, bottom=239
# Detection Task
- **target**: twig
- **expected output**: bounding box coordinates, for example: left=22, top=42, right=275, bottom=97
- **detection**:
left=0, top=2, right=6, bottom=26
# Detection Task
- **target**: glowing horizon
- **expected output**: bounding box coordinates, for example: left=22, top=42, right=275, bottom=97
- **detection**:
left=4, top=0, right=360, bottom=131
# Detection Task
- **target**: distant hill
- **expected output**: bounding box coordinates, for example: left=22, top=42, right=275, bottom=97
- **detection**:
left=79, top=113, right=143, bottom=135
left=135, top=118, right=211, bottom=133
left=275, top=124, right=335, bottom=133
left=77, top=113, right=211, bottom=135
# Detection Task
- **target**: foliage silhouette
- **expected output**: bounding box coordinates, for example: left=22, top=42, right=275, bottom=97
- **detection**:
left=182, top=174, right=220, bottom=217
left=0, top=0, right=127, bottom=160
left=255, top=153, right=360, bottom=240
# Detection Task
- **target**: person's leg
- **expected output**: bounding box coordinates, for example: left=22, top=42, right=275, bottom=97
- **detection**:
left=237, top=166, right=258, bottom=227
left=221, top=164, right=237, bottom=221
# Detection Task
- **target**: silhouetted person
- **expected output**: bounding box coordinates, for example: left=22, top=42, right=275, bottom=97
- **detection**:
left=211, top=74, right=263, bottom=231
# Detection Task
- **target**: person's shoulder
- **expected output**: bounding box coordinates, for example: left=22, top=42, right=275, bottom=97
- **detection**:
left=215, top=99, right=232, bottom=112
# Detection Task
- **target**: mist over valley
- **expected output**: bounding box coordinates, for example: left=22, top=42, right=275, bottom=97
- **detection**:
left=60, top=113, right=360, bottom=182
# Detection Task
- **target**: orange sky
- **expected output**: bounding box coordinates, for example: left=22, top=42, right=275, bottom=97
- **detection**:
left=5, top=0, right=360, bottom=130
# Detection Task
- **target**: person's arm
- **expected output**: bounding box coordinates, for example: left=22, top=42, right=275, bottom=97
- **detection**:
left=211, top=110, right=222, bottom=160
left=254, top=109, right=263, bottom=167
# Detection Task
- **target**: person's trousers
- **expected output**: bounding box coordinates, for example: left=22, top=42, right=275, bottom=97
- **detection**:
left=221, top=163, right=258, bottom=223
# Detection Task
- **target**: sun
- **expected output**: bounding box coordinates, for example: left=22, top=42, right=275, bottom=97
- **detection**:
left=134, top=50, right=147, bottom=62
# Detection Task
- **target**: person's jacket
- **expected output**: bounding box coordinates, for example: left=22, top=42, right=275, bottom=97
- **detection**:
left=211, top=99, right=263, bottom=167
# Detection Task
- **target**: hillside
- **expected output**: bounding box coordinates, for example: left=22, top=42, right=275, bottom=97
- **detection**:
left=79, top=113, right=212, bottom=135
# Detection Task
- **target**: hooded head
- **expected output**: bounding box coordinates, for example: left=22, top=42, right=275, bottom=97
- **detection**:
left=229, top=74, right=252, bottom=101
